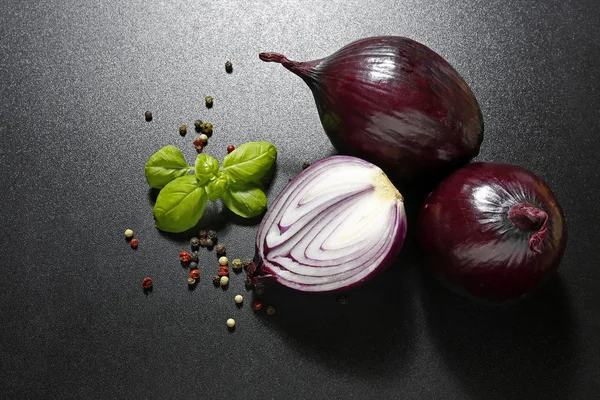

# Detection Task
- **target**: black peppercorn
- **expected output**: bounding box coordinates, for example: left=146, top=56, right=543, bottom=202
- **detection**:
left=189, top=251, right=199, bottom=263
left=190, top=237, right=200, bottom=249
left=207, top=230, right=218, bottom=242
left=205, top=96, right=213, bottom=108
left=199, top=230, right=207, bottom=239
left=225, top=61, right=233, bottom=73
left=205, top=238, right=214, bottom=249
left=244, top=277, right=254, bottom=290
left=199, top=238, right=208, bottom=247
left=302, top=161, right=311, bottom=170
left=189, top=261, right=198, bottom=270
left=254, top=285, right=266, bottom=296
left=144, top=111, right=152, bottom=121
left=215, top=244, right=226, bottom=257
left=212, top=275, right=220, bottom=286
left=194, top=119, right=203, bottom=131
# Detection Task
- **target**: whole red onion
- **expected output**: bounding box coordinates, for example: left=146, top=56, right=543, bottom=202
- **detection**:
left=417, top=162, right=567, bottom=302
left=260, top=36, right=484, bottom=180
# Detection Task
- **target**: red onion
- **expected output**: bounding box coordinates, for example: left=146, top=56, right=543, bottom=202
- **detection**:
left=417, top=162, right=567, bottom=302
left=249, top=156, right=407, bottom=292
left=260, top=36, right=484, bottom=180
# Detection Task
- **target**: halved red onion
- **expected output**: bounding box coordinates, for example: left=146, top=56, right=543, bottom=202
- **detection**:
left=250, top=156, right=407, bottom=292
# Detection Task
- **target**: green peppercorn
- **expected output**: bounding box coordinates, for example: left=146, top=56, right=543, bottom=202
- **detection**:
left=242, top=258, right=253, bottom=270
left=266, top=306, right=276, bottom=316
left=200, top=122, right=213, bottom=136
left=215, top=244, right=226, bottom=257
left=179, top=124, right=187, bottom=135
left=225, top=61, right=233, bottom=73
left=194, top=119, right=203, bottom=131
left=144, top=111, right=152, bottom=121
left=207, top=230, right=218, bottom=241
left=232, top=259, right=243, bottom=271
left=190, top=237, right=200, bottom=249
left=205, top=96, right=213, bottom=108
left=337, top=295, right=348, bottom=305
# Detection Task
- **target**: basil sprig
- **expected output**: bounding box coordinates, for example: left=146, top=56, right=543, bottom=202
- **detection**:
left=144, top=141, right=277, bottom=232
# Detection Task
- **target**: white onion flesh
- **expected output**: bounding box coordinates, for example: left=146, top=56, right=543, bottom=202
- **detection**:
left=254, top=156, right=407, bottom=292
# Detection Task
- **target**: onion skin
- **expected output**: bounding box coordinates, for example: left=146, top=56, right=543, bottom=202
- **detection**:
left=417, top=162, right=567, bottom=303
left=260, top=36, right=484, bottom=180
left=251, top=156, right=407, bottom=293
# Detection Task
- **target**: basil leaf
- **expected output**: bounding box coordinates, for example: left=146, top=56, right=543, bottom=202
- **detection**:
left=221, top=141, right=277, bottom=183
left=206, top=173, right=228, bottom=202
left=153, top=175, right=208, bottom=232
left=145, top=145, right=191, bottom=189
left=194, top=154, right=219, bottom=185
left=222, top=182, right=267, bottom=218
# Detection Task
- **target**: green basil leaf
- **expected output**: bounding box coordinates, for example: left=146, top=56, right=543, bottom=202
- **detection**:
left=152, top=175, right=207, bottom=232
left=221, top=141, right=277, bottom=183
left=145, top=145, right=191, bottom=189
left=194, top=154, right=219, bottom=185
left=222, top=182, right=267, bottom=218
left=206, top=173, right=228, bottom=202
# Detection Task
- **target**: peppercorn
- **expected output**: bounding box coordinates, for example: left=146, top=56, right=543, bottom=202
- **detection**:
left=179, top=251, right=191, bottom=263
left=179, top=124, right=187, bottom=135
left=188, top=261, right=198, bottom=271
left=220, top=276, right=229, bottom=286
left=266, top=306, right=276, bottom=316
left=231, top=259, right=243, bottom=271
left=205, top=96, right=213, bottom=108
left=254, top=285, right=265, bottom=296
left=227, top=145, right=235, bottom=153
left=226, top=318, right=235, bottom=328
left=199, top=230, right=207, bottom=239
left=218, top=256, right=228, bottom=266
left=234, top=294, right=243, bottom=304
left=190, top=237, right=200, bottom=249
left=194, top=119, right=203, bottom=131
left=144, top=111, right=152, bottom=121
left=199, top=238, right=208, bottom=247
left=302, top=161, right=311, bottom=170
left=225, top=61, right=233, bottom=73
left=337, top=295, right=348, bottom=305
left=205, top=238, right=214, bottom=249
left=187, top=277, right=196, bottom=286
left=215, top=244, right=226, bottom=257
left=124, top=229, right=134, bottom=239
left=242, top=258, right=253, bottom=270
left=199, top=134, right=208, bottom=143
left=212, top=275, right=220, bottom=285
left=217, top=266, right=229, bottom=276
left=130, top=238, right=139, bottom=249
left=244, top=277, right=254, bottom=290
left=142, top=277, right=153, bottom=289
left=207, top=230, right=218, bottom=241
left=190, top=270, right=200, bottom=279
left=189, top=251, right=199, bottom=263
left=200, top=122, right=213, bottom=135
left=252, top=300, right=263, bottom=311
left=193, top=139, right=203, bottom=147
left=194, top=144, right=203, bottom=153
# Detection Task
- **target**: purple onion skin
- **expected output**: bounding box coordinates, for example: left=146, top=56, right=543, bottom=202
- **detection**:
left=417, top=162, right=567, bottom=303
left=259, top=36, right=484, bottom=181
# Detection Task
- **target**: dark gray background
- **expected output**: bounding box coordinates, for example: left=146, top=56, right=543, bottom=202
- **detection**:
left=1, top=0, right=599, bottom=399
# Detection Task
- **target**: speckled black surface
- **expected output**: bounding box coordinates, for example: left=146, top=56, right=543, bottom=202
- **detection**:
left=1, top=1, right=599, bottom=399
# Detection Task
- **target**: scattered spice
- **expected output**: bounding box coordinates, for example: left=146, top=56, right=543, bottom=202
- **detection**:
left=190, top=270, right=200, bottom=279
left=226, top=318, right=235, bottom=328
left=199, top=238, right=208, bottom=248
left=234, top=294, right=243, bottom=304
left=225, top=61, right=233, bottom=73
left=144, top=111, right=152, bottom=121
left=215, top=244, right=226, bottom=257
left=193, top=139, right=203, bottom=147
left=194, top=119, right=203, bottom=131
left=187, top=277, right=197, bottom=286
left=227, top=145, right=235, bottom=153
left=124, top=229, right=134, bottom=239
left=244, top=277, right=254, bottom=290
left=231, top=259, right=243, bottom=271
left=243, top=258, right=253, bottom=270
left=189, top=251, right=199, bottom=263
left=130, top=238, right=139, bottom=249
left=302, top=161, right=311, bottom=170
left=205, top=96, right=213, bottom=108
left=254, top=285, right=265, bottom=296
left=190, top=237, right=200, bottom=249
left=218, top=256, right=228, bottom=266
left=207, top=230, right=218, bottom=242
left=337, top=295, right=348, bottom=305
left=252, top=300, right=263, bottom=311
left=199, top=134, right=208, bottom=143
left=142, top=277, right=153, bottom=289
left=205, top=238, right=214, bottom=249
left=179, top=251, right=191, bottom=263
left=199, top=230, right=207, bottom=239
left=179, top=124, right=187, bottom=135
left=266, top=306, right=277, bottom=316
left=188, top=261, right=198, bottom=270
left=218, top=266, right=229, bottom=276
left=194, top=144, right=203, bottom=153
left=200, top=122, right=213, bottom=135
left=212, top=275, right=220, bottom=285
left=220, top=276, right=229, bottom=286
